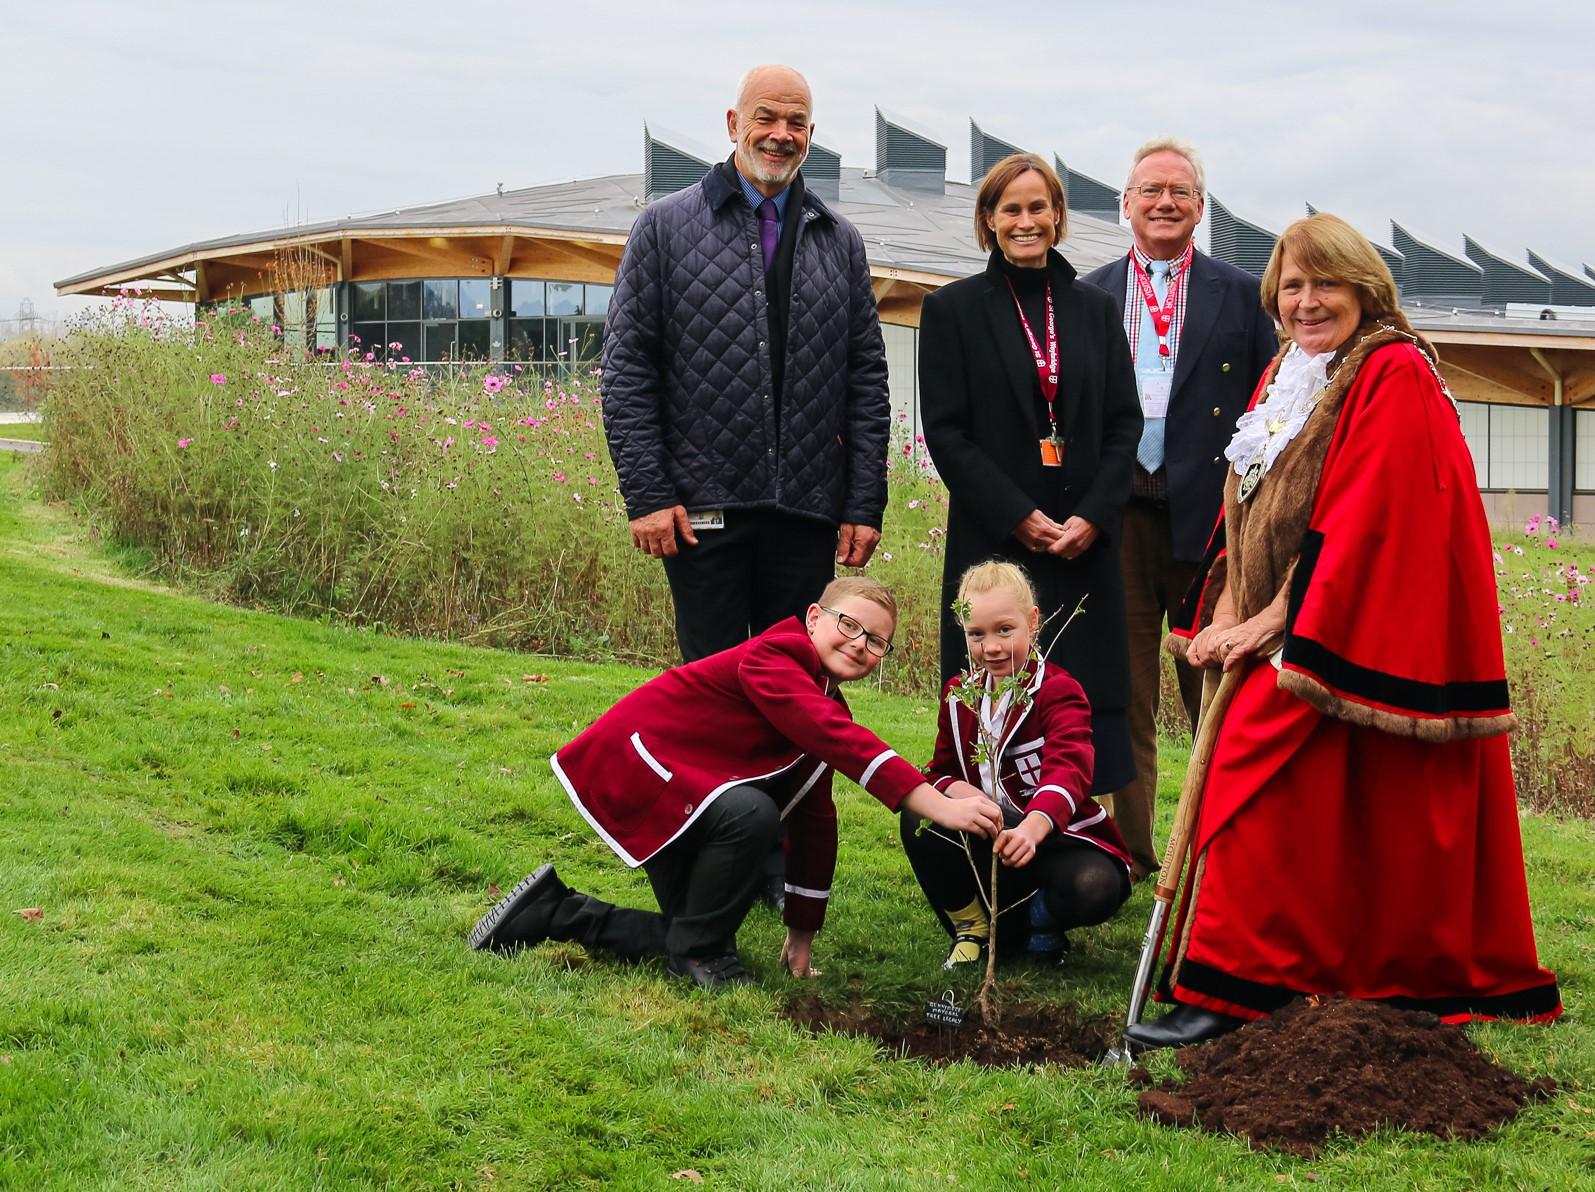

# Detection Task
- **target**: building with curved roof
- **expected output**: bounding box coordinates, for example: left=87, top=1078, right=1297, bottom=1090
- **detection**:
left=56, top=111, right=1595, bottom=523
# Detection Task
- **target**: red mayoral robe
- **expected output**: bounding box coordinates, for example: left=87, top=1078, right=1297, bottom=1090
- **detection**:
left=1162, top=338, right=1561, bottom=1024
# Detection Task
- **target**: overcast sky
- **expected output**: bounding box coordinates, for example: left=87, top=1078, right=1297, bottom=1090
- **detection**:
left=4, top=0, right=1590, bottom=327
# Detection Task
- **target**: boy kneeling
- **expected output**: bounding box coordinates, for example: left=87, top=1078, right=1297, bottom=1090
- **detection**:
left=471, top=577, right=1002, bottom=988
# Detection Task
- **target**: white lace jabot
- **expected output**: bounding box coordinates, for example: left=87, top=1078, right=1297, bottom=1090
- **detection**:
left=1225, top=344, right=1335, bottom=477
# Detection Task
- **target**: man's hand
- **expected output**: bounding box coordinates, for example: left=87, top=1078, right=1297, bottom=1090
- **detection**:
left=836, top=523, right=881, bottom=567
left=781, top=928, right=820, bottom=977
left=1014, top=509, right=1066, bottom=553
left=902, top=782, right=1003, bottom=839
left=629, top=506, right=698, bottom=558
left=994, top=811, right=1052, bottom=868
left=1048, top=516, right=1099, bottom=560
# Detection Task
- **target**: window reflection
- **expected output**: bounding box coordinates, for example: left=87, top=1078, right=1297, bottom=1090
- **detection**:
left=423, top=280, right=458, bottom=320
left=388, top=281, right=422, bottom=320
left=460, top=279, right=493, bottom=319
left=512, top=281, right=544, bottom=316
left=547, top=282, right=582, bottom=316
left=353, top=283, right=384, bottom=321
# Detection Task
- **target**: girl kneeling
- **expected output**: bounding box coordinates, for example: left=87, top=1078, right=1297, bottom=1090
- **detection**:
left=901, top=560, right=1132, bottom=968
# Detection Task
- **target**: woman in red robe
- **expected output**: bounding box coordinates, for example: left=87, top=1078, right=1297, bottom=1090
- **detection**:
left=1126, top=214, right=1562, bottom=1049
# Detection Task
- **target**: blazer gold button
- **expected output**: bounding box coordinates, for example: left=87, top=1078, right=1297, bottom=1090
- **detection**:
left=1222, top=362, right=1232, bottom=372
left=1212, top=455, right=1221, bottom=464
left=684, top=803, right=694, bottom=814
left=1212, top=407, right=1221, bottom=416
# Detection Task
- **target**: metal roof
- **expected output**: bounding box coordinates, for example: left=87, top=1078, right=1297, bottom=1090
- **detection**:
left=57, top=167, right=1134, bottom=293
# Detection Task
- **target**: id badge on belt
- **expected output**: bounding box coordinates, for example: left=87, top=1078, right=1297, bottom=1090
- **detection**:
left=1039, top=437, right=1064, bottom=468
left=686, top=509, right=726, bottom=530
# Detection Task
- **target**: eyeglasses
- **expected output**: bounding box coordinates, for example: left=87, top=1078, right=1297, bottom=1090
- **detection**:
left=1130, top=183, right=1199, bottom=203
left=820, top=606, right=894, bottom=657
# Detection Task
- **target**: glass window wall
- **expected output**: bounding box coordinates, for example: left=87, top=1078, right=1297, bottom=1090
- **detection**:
left=1576, top=408, right=1594, bottom=493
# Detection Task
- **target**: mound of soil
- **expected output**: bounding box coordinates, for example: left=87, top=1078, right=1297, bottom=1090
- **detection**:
left=1136, top=997, right=1556, bottom=1155
left=784, top=995, right=1117, bottom=1069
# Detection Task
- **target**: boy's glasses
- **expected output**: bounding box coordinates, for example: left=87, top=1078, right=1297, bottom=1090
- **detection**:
left=820, top=606, right=894, bottom=657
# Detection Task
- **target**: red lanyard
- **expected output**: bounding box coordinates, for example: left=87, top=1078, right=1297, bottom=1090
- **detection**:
left=1131, top=243, right=1193, bottom=360
left=1005, top=278, right=1059, bottom=438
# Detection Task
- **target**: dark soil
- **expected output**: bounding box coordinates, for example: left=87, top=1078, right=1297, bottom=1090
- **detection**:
left=1136, top=997, right=1557, bottom=1156
left=783, top=995, right=1118, bottom=1069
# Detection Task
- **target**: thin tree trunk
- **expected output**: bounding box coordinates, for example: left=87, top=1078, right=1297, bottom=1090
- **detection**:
left=977, top=848, right=1000, bottom=1026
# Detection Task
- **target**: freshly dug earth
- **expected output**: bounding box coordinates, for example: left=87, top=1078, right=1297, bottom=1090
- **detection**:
left=1136, top=997, right=1557, bottom=1155
left=784, top=995, right=1117, bottom=1068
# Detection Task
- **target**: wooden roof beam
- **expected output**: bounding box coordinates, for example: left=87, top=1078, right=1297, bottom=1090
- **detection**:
left=1436, top=344, right=1552, bottom=403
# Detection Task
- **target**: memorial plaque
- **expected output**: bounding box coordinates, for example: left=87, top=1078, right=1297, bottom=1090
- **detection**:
left=924, top=989, right=965, bottom=1030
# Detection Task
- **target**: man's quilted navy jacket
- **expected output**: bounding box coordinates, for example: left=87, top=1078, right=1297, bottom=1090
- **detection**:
left=600, top=161, right=890, bottom=528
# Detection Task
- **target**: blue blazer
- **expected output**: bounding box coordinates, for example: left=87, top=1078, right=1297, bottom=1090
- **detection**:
left=1081, top=250, right=1279, bottom=560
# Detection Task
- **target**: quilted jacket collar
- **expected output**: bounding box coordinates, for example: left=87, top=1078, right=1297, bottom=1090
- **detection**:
left=705, top=157, right=836, bottom=226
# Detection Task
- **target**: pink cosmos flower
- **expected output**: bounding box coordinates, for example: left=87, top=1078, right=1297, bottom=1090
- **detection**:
left=482, top=375, right=505, bottom=395
left=210, top=373, right=227, bottom=385
left=177, top=438, right=193, bottom=448
left=481, top=435, right=499, bottom=448
left=552, top=471, right=567, bottom=483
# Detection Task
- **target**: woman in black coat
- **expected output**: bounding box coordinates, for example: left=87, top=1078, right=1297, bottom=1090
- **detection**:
left=919, top=153, right=1142, bottom=794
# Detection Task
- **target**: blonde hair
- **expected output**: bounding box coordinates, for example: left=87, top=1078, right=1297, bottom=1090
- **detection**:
left=820, top=575, right=897, bottom=619
left=1124, top=137, right=1206, bottom=195
left=954, top=559, right=1037, bottom=618
left=974, top=153, right=1068, bottom=251
left=1261, top=212, right=1400, bottom=324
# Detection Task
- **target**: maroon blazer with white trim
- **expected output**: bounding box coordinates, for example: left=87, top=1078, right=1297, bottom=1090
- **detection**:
left=550, top=617, right=926, bottom=930
left=925, top=660, right=1132, bottom=867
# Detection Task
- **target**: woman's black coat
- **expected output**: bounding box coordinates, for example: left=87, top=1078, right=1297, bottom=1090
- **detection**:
left=920, top=249, right=1142, bottom=785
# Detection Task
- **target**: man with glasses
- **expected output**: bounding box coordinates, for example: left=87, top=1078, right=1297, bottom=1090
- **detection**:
left=1081, top=138, right=1278, bottom=880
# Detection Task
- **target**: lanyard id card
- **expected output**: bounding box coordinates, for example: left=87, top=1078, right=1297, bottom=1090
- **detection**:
left=1006, top=278, right=1064, bottom=467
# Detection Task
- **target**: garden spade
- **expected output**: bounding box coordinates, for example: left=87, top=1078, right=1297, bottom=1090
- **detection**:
left=1104, top=667, right=1243, bottom=1066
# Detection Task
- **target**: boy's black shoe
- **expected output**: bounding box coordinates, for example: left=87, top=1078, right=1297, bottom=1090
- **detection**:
left=469, top=864, right=568, bottom=953
left=667, top=952, right=755, bottom=990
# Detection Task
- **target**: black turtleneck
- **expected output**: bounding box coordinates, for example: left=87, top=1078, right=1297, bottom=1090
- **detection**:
left=995, top=252, right=1051, bottom=337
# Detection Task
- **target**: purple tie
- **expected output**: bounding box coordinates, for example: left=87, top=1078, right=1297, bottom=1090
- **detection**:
left=758, top=198, right=779, bottom=273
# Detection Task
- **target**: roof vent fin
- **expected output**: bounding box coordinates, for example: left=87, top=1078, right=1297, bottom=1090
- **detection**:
left=643, top=124, right=712, bottom=202
left=804, top=142, right=841, bottom=202
left=875, top=107, right=945, bottom=193
left=1391, top=222, right=1483, bottom=306
left=1055, top=156, right=1119, bottom=217
left=970, top=120, right=1023, bottom=182
left=1208, top=196, right=1278, bottom=277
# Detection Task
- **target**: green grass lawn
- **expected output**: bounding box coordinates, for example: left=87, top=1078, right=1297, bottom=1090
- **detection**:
left=1, top=452, right=1590, bottom=1190
left=0, top=419, right=46, bottom=443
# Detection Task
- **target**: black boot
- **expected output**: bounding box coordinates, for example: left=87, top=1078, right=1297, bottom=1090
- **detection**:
left=1124, top=1004, right=1246, bottom=1050
left=469, top=864, right=569, bottom=953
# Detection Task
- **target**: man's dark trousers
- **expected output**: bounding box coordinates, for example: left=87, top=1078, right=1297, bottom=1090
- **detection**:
left=661, top=509, right=835, bottom=662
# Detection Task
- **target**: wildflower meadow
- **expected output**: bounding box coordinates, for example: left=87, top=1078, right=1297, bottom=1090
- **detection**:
left=38, top=298, right=951, bottom=693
